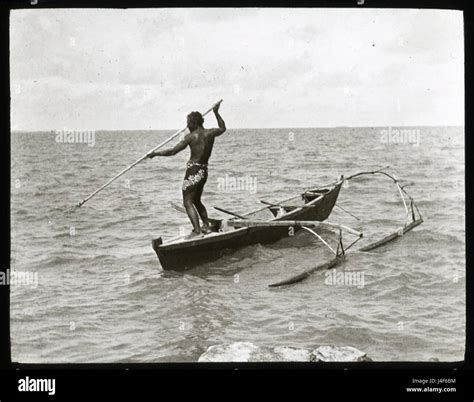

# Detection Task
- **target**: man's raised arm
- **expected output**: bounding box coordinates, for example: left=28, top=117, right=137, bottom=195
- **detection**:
left=209, top=101, right=226, bottom=137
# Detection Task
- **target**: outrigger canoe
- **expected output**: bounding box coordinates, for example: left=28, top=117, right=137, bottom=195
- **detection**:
left=152, top=168, right=424, bottom=286
left=152, top=177, right=344, bottom=270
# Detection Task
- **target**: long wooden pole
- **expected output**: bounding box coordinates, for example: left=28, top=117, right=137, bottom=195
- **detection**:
left=75, top=99, right=223, bottom=208
left=213, top=206, right=246, bottom=219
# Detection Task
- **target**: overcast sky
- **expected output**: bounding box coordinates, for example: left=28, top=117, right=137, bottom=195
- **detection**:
left=10, top=8, right=464, bottom=130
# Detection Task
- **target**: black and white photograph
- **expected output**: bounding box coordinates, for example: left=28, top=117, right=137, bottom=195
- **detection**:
left=9, top=7, right=465, bottom=367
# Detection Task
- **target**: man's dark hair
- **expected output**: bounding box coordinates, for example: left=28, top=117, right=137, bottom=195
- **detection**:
left=187, top=111, right=204, bottom=126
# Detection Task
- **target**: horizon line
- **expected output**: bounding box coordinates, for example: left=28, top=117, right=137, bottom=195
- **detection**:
left=10, top=124, right=465, bottom=132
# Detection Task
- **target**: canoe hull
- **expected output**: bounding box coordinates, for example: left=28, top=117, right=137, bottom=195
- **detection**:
left=153, top=180, right=342, bottom=271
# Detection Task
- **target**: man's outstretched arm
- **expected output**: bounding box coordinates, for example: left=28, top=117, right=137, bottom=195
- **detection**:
left=148, top=135, right=190, bottom=158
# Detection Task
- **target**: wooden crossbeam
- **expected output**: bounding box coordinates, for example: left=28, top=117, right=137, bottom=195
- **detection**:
left=226, top=219, right=362, bottom=237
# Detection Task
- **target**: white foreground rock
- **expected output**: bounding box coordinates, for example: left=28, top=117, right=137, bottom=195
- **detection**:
left=311, top=345, right=371, bottom=362
left=198, top=342, right=371, bottom=362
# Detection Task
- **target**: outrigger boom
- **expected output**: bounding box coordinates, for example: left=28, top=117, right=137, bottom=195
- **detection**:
left=227, top=220, right=363, bottom=237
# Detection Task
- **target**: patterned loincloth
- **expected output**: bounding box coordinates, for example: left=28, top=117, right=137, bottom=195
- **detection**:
left=182, top=161, right=208, bottom=195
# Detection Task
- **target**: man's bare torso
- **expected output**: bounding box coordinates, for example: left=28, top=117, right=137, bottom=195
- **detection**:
left=186, top=128, right=215, bottom=164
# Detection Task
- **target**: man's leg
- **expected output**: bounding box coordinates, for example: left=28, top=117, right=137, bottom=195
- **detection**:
left=194, top=184, right=210, bottom=230
left=183, top=191, right=201, bottom=234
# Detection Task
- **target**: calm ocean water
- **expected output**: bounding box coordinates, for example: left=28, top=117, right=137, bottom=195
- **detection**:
left=10, top=127, right=465, bottom=362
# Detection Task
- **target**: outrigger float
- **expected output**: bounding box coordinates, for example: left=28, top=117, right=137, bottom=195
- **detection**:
left=152, top=167, right=423, bottom=286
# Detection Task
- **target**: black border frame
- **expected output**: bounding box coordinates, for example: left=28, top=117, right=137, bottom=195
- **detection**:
left=1, top=1, right=472, bottom=400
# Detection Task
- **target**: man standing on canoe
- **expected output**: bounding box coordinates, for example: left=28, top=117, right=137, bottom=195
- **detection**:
left=147, top=101, right=226, bottom=237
